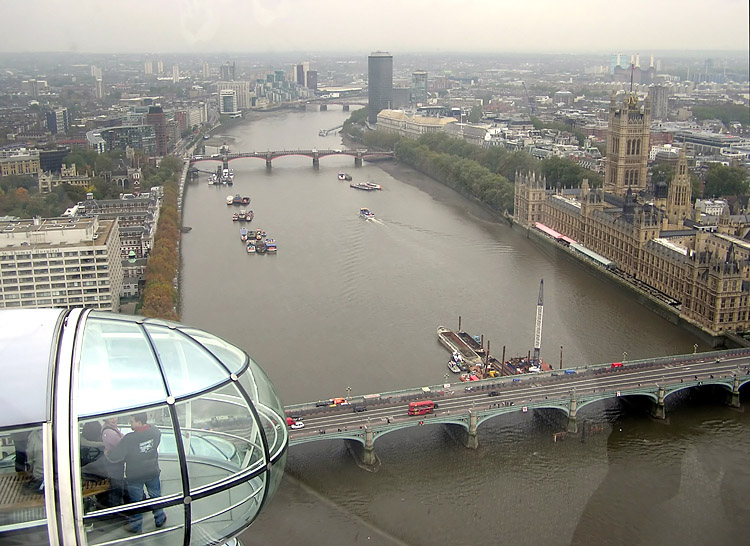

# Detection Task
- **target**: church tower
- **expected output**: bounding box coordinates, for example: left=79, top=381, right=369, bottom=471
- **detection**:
left=665, top=148, right=692, bottom=227
left=604, top=93, right=651, bottom=197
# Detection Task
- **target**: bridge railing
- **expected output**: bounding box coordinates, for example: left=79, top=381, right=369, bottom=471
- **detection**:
left=283, top=348, right=750, bottom=414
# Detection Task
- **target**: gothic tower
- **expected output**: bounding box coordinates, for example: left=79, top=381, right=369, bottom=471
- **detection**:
left=666, top=148, right=692, bottom=227
left=604, top=93, right=651, bottom=197
left=513, top=171, right=547, bottom=227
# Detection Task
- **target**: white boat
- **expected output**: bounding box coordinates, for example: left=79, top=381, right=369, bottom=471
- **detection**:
left=226, top=195, right=234, bottom=205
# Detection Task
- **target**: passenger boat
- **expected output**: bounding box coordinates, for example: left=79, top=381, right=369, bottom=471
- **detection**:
left=240, top=227, right=248, bottom=241
left=255, top=240, right=267, bottom=254
left=265, top=239, right=277, bottom=253
left=238, top=209, right=247, bottom=221
left=246, top=241, right=256, bottom=254
left=232, top=194, right=242, bottom=205
left=241, top=196, right=251, bottom=205
left=245, top=210, right=254, bottom=223
left=232, top=212, right=239, bottom=221
left=226, top=195, right=234, bottom=205
left=359, top=207, right=375, bottom=219
left=338, top=172, right=353, bottom=181
left=350, top=182, right=378, bottom=191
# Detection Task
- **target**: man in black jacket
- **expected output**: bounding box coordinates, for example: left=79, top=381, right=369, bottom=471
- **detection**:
left=107, top=412, right=167, bottom=533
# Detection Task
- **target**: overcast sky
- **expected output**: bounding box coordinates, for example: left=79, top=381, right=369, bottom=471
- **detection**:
left=2, top=0, right=748, bottom=55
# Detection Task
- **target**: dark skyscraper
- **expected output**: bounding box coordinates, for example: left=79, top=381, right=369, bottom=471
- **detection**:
left=368, top=51, right=393, bottom=124
left=306, top=70, right=317, bottom=91
left=146, top=106, right=167, bottom=156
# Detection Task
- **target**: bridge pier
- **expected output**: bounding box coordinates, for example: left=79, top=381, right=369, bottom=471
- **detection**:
left=345, top=427, right=380, bottom=472
left=464, top=411, right=479, bottom=449
left=652, top=386, right=667, bottom=419
left=355, top=151, right=363, bottom=168
left=265, top=154, right=272, bottom=169
left=320, top=104, right=327, bottom=111
left=312, top=152, right=319, bottom=168
left=222, top=157, right=229, bottom=171
left=343, top=104, right=349, bottom=111
left=728, top=375, right=741, bottom=408
left=362, top=427, right=377, bottom=465
left=567, top=397, right=578, bottom=433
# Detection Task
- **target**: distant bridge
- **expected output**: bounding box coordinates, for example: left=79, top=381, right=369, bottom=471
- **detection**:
left=189, top=149, right=394, bottom=169
left=282, top=349, right=750, bottom=470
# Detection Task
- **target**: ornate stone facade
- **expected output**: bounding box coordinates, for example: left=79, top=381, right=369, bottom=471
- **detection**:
left=514, top=170, right=750, bottom=336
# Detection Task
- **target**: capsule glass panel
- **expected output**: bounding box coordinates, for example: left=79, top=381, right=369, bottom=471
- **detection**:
left=0, top=425, right=47, bottom=542
left=78, top=318, right=167, bottom=416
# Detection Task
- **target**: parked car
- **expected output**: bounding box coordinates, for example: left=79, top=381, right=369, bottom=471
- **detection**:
left=488, top=391, right=499, bottom=397
left=353, top=406, right=367, bottom=413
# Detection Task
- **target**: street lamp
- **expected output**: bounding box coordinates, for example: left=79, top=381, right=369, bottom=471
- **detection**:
left=693, top=344, right=698, bottom=354
left=444, top=373, right=449, bottom=384
left=346, top=386, right=352, bottom=399
left=622, top=351, right=627, bottom=361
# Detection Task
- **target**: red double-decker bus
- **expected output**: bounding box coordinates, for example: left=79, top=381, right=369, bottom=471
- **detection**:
left=408, top=400, right=438, bottom=416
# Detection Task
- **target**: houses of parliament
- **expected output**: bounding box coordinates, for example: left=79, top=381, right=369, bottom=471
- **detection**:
left=514, top=92, right=750, bottom=340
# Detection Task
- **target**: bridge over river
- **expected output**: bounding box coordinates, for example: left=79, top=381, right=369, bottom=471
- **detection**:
left=283, top=349, right=750, bottom=470
left=189, top=149, right=394, bottom=170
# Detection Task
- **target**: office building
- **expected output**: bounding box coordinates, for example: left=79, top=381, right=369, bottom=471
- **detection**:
left=0, top=216, right=123, bottom=312
left=156, top=60, right=164, bottom=74
left=98, top=125, right=157, bottom=155
left=368, top=51, right=393, bottom=124
left=220, top=61, right=235, bottom=81
left=411, top=71, right=428, bottom=105
left=172, top=65, right=180, bottom=84
left=649, top=84, right=669, bottom=120
left=216, top=81, right=251, bottom=109
left=0, top=150, right=41, bottom=177
left=306, top=70, right=318, bottom=91
left=202, top=61, right=210, bottom=79
left=146, top=106, right=168, bottom=156
left=604, top=93, right=650, bottom=197
left=219, top=90, right=239, bottom=115
left=95, top=78, right=104, bottom=100
left=45, top=107, right=70, bottom=135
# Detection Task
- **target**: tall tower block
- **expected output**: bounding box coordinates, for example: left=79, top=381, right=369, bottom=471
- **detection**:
left=368, top=51, right=393, bottom=124
left=604, top=93, right=651, bottom=197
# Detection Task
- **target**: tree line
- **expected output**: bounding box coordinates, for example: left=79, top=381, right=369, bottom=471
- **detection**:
left=138, top=156, right=183, bottom=321
left=343, top=111, right=604, bottom=213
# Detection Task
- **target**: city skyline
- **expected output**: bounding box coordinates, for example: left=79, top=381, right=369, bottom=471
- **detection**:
left=1, top=0, right=748, bottom=55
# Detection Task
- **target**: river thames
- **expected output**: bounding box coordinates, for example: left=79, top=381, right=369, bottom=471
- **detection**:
left=179, top=107, right=750, bottom=546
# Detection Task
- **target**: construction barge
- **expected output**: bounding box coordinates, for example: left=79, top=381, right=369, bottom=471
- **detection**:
left=437, top=320, right=552, bottom=380
left=437, top=326, right=483, bottom=365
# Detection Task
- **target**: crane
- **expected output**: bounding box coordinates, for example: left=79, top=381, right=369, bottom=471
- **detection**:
left=521, top=81, right=536, bottom=116
left=533, top=279, right=544, bottom=365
